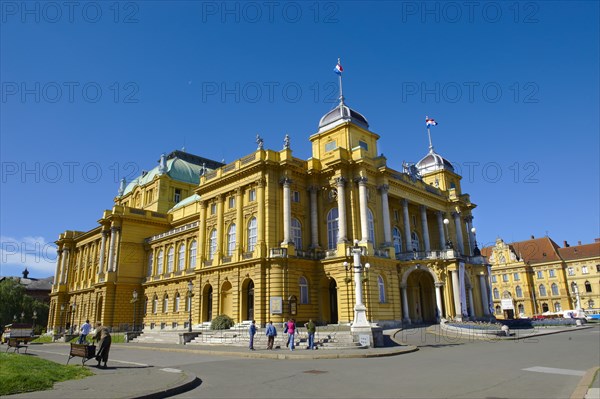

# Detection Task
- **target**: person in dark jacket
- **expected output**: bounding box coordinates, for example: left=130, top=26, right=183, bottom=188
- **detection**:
left=94, top=322, right=111, bottom=368
left=265, top=321, right=277, bottom=350
left=248, top=320, right=257, bottom=350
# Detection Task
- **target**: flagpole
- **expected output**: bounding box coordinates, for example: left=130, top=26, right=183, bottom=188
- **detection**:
left=338, top=57, right=344, bottom=104
left=427, top=126, right=433, bottom=151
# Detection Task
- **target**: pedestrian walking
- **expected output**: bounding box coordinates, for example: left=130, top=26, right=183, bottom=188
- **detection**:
left=286, top=318, right=296, bottom=351
left=305, top=319, right=316, bottom=350
left=248, top=320, right=257, bottom=350
left=265, top=320, right=277, bottom=350
left=93, top=322, right=111, bottom=368
left=78, top=319, right=92, bottom=344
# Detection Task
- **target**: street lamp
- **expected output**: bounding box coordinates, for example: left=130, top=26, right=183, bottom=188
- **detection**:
left=20, top=311, right=25, bottom=322
left=60, top=304, right=65, bottom=334
left=71, top=302, right=77, bottom=333
left=32, top=310, right=38, bottom=331
left=131, top=290, right=139, bottom=332
left=187, top=281, right=194, bottom=332
left=471, top=227, right=481, bottom=256
left=443, top=218, right=453, bottom=249
left=342, top=240, right=371, bottom=330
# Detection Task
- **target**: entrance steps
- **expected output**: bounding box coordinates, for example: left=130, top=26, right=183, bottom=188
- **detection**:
left=130, top=330, right=182, bottom=344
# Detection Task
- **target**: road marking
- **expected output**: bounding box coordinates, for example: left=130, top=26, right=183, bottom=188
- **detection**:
left=161, top=368, right=183, bottom=373
left=29, top=348, right=149, bottom=367
left=522, top=367, right=586, bottom=376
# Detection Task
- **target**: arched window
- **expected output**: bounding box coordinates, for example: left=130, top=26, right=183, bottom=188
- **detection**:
left=209, top=229, right=217, bottom=259
left=299, top=276, right=309, bottom=304
left=147, top=252, right=153, bottom=276
left=163, top=295, right=169, bottom=313
left=542, top=303, right=549, bottom=312
left=516, top=286, right=523, bottom=298
left=227, top=224, right=236, bottom=256
left=493, top=288, right=499, bottom=299
left=518, top=303, right=524, bottom=315
left=392, top=227, right=402, bottom=255
left=247, top=218, right=257, bottom=251
left=411, top=231, right=420, bottom=252
left=585, top=281, right=592, bottom=293
left=367, top=208, right=375, bottom=244
left=189, top=240, right=197, bottom=269
left=174, top=293, right=180, bottom=312
left=152, top=295, right=158, bottom=314
left=539, top=284, right=547, bottom=296
left=167, top=247, right=174, bottom=273
left=327, top=208, right=339, bottom=250
left=554, top=302, right=562, bottom=312
left=291, top=218, right=302, bottom=249
left=178, top=244, right=185, bottom=271
left=378, top=275, right=386, bottom=303
left=157, top=250, right=164, bottom=275
left=551, top=283, right=559, bottom=296
left=495, top=305, right=501, bottom=314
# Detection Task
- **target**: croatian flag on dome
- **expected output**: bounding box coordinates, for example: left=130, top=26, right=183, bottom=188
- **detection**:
left=334, top=59, right=343, bottom=75
left=426, top=116, right=438, bottom=127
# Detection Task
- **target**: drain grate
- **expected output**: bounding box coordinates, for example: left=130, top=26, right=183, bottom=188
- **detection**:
left=303, top=370, right=328, bottom=374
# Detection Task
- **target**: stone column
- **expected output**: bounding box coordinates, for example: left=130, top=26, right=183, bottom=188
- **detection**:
left=465, top=215, right=474, bottom=255
left=111, top=227, right=121, bottom=272
left=281, top=177, right=292, bottom=245
left=420, top=205, right=431, bottom=252
left=257, top=179, right=266, bottom=254
left=54, top=249, right=63, bottom=285
left=452, top=212, right=465, bottom=255
left=61, top=248, right=70, bottom=284
left=479, top=274, right=490, bottom=316
left=379, top=184, right=392, bottom=245
left=468, top=286, right=475, bottom=318
left=216, top=195, right=224, bottom=261
left=107, top=228, right=117, bottom=272
left=435, top=283, right=444, bottom=320
left=401, top=283, right=411, bottom=324
left=436, top=211, right=446, bottom=250
left=336, top=177, right=347, bottom=243
left=309, top=186, right=319, bottom=248
left=235, top=188, right=243, bottom=260
left=357, top=177, right=369, bottom=242
left=98, top=231, right=107, bottom=274
left=198, top=201, right=207, bottom=262
left=451, top=270, right=462, bottom=318
left=402, top=199, right=413, bottom=252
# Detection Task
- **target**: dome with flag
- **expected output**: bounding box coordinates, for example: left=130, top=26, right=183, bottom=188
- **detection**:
left=416, top=148, right=455, bottom=174
left=318, top=101, right=369, bottom=132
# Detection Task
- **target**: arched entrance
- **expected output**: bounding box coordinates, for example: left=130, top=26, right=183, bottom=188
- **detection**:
left=96, top=296, right=103, bottom=324
left=242, top=279, right=254, bottom=321
left=329, top=279, right=338, bottom=324
left=221, top=281, right=233, bottom=316
left=203, top=285, right=213, bottom=322
left=405, top=268, right=437, bottom=324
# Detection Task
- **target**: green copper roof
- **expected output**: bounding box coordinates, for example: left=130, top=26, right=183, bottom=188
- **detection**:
left=122, top=157, right=202, bottom=196
left=169, top=193, right=201, bottom=212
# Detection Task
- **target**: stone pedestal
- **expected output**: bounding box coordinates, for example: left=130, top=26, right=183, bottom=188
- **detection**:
left=351, top=325, right=384, bottom=348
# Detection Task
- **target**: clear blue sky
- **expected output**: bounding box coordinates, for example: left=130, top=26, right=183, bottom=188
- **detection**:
left=1, top=1, right=599, bottom=278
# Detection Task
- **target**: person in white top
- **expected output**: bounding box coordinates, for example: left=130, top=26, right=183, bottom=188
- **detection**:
left=78, top=320, right=92, bottom=344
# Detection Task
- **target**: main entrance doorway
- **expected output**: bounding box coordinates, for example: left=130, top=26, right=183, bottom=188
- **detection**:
left=405, top=269, right=437, bottom=323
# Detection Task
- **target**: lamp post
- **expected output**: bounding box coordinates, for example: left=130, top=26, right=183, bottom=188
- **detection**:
left=342, top=240, right=371, bottom=330
left=471, top=227, right=481, bottom=256
left=20, top=311, right=25, bottom=322
left=187, top=281, right=194, bottom=332
left=71, top=302, right=76, bottom=333
left=60, top=304, right=65, bottom=334
left=131, top=290, right=138, bottom=332
left=443, top=218, right=452, bottom=249
left=32, top=310, right=38, bottom=332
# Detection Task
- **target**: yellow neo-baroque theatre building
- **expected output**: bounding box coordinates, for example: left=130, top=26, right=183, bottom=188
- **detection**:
left=484, top=237, right=600, bottom=318
left=48, top=97, right=493, bottom=334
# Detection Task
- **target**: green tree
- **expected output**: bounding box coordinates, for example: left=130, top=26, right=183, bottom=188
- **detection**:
left=0, top=279, right=49, bottom=334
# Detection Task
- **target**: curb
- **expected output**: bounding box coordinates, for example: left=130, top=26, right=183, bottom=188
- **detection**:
left=571, top=366, right=599, bottom=399
left=129, top=372, right=202, bottom=399
left=423, top=325, right=594, bottom=341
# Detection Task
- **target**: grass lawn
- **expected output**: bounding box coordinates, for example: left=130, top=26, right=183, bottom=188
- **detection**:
left=0, top=352, right=93, bottom=396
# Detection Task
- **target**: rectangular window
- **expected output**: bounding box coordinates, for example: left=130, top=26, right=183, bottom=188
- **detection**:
left=537, top=271, right=543, bottom=279
left=513, top=273, right=520, bottom=281
left=174, top=189, right=181, bottom=203
left=394, top=210, right=399, bottom=222
left=491, top=275, right=497, bottom=283
left=582, top=266, right=589, bottom=274
left=502, top=274, right=509, bottom=282
left=249, top=189, right=256, bottom=202
left=568, top=267, right=575, bottom=276
left=292, top=191, right=300, bottom=203
left=325, top=141, right=337, bottom=152
left=412, top=215, right=417, bottom=227
left=358, top=140, right=368, bottom=150
left=210, top=203, right=217, bottom=215
left=548, top=269, right=556, bottom=277
left=596, top=264, right=600, bottom=272
left=229, top=197, right=235, bottom=209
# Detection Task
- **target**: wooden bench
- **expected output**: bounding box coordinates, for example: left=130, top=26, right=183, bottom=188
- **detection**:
left=67, top=343, right=96, bottom=366
left=5, top=337, right=29, bottom=354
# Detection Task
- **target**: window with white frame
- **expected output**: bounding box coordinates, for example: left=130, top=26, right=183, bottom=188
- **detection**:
left=392, top=227, right=402, bottom=255
left=210, top=203, right=216, bottom=215
left=537, top=271, right=543, bottom=279
left=174, top=188, right=181, bottom=203
left=229, top=197, right=235, bottom=209
left=554, top=302, right=562, bottom=312
left=502, top=274, right=509, bottom=282
left=174, top=293, right=180, bottom=312
left=411, top=231, right=420, bottom=252
left=247, top=218, right=257, bottom=251
left=178, top=244, right=185, bottom=271
left=493, top=288, right=499, bottom=299
left=163, top=295, right=169, bottom=313
left=378, top=275, right=386, bottom=303
left=491, top=275, right=497, bottom=283
left=495, top=305, right=501, bottom=314
left=551, top=283, right=559, bottom=296
left=518, top=303, right=524, bottom=314
left=147, top=252, right=153, bottom=276
left=189, top=240, right=197, bottom=269
left=327, top=208, right=339, bottom=250
left=582, top=266, right=589, bottom=274
left=516, top=285, right=523, bottom=297
left=539, top=284, right=547, bottom=296
left=227, top=224, right=236, bottom=256
left=291, top=218, right=302, bottom=249
left=152, top=296, right=158, bottom=313
left=367, top=208, right=375, bottom=244
left=249, top=189, right=256, bottom=202
left=568, top=267, right=575, bottom=276
left=209, top=229, right=217, bottom=259
left=299, top=276, right=309, bottom=304
left=167, top=247, right=174, bottom=273
left=513, top=273, right=520, bottom=281
left=157, top=250, right=164, bottom=275
left=548, top=269, right=556, bottom=277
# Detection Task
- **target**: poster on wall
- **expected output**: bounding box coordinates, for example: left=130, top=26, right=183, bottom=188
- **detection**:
left=270, top=297, right=283, bottom=314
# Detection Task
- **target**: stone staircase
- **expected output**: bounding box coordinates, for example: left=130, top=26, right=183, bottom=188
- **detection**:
left=130, top=330, right=183, bottom=344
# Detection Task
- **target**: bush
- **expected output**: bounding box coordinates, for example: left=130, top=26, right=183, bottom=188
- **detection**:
left=211, top=314, right=234, bottom=330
